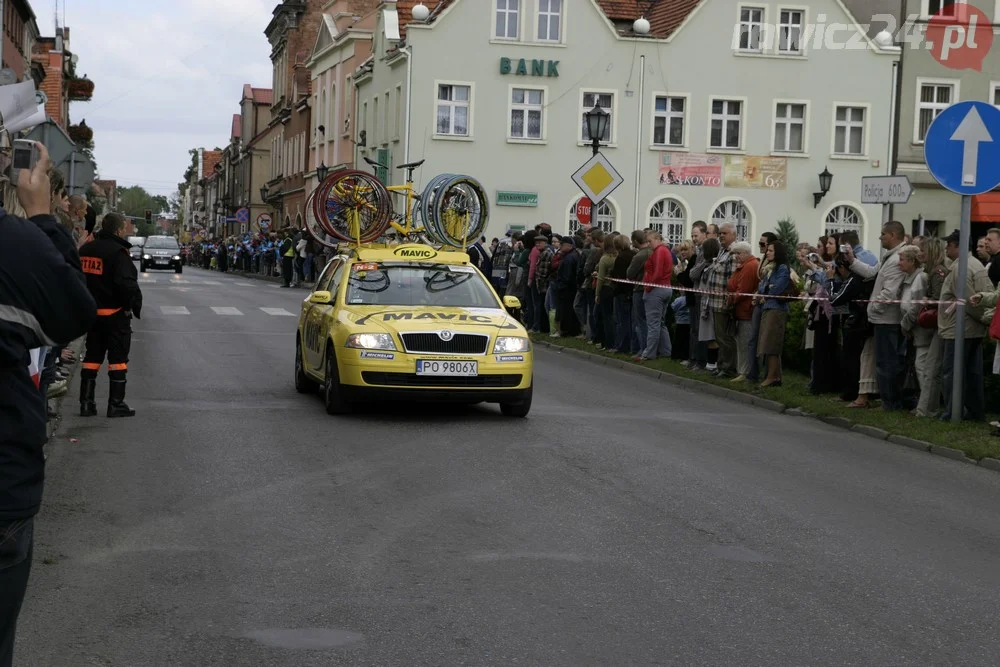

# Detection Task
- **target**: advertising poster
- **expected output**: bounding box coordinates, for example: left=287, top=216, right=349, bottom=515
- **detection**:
left=724, top=156, right=788, bottom=190
left=658, top=153, right=723, bottom=187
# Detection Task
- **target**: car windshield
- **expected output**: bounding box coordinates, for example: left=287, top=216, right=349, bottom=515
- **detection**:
left=345, top=263, right=499, bottom=309
left=145, top=238, right=179, bottom=250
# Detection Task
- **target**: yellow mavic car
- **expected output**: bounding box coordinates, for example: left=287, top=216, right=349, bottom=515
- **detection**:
left=295, top=244, right=533, bottom=417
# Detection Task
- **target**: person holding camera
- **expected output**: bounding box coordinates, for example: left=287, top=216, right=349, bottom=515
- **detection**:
left=1, top=141, right=97, bottom=667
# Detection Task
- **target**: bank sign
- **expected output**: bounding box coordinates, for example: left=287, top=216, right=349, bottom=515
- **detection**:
left=499, top=57, right=560, bottom=77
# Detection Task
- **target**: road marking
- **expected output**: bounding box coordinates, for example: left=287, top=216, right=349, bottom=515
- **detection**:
left=210, top=307, right=243, bottom=316
left=202, top=280, right=222, bottom=285
left=138, top=278, right=156, bottom=284
left=260, top=307, right=295, bottom=317
left=160, top=306, right=190, bottom=315
left=235, top=282, right=253, bottom=287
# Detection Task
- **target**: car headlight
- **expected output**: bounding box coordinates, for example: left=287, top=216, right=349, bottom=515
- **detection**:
left=172, top=255, right=181, bottom=260
left=345, top=333, right=397, bottom=350
left=493, top=336, right=531, bottom=354
left=143, top=255, right=151, bottom=260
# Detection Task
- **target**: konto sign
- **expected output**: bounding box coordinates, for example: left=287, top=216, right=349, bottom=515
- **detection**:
left=926, top=5, right=994, bottom=71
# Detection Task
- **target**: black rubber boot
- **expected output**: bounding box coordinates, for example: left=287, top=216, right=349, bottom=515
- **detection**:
left=107, top=380, right=136, bottom=418
left=79, top=377, right=97, bottom=417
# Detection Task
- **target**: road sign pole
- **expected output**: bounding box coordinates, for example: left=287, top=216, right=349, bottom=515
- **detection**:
left=881, top=204, right=890, bottom=225
left=951, top=195, right=971, bottom=424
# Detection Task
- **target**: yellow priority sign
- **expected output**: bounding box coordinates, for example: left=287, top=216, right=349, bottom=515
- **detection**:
left=571, top=152, right=624, bottom=206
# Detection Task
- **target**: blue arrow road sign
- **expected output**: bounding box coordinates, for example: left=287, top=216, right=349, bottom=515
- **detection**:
left=924, top=101, right=1000, bottom=196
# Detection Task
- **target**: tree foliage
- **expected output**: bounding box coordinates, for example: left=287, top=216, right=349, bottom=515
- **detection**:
left=179, top=148, right=199, bottom=195
left=116, top=185, right=169, bottom=237
left=774, top=217, right=799, bottom=256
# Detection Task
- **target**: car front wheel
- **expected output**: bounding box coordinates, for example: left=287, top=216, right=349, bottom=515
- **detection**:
left=499, top=381, right=532, bottom=418
left=323, top=349, right=352, bottom=415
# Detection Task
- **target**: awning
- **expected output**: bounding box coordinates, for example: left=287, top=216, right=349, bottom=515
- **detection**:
left=972, top=193, right=1000, bottom=223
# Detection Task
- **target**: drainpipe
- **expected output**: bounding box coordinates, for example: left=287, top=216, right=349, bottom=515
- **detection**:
left=632, top=54, right=645, bottom=231
left=400, top=45, right=413, bottom=165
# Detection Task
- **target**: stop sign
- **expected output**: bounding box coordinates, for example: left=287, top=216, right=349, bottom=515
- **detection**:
left=575, top=197, right=593, bottom=227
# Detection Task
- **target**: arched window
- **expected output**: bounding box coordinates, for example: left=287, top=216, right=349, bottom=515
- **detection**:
left=295, top=213, right=303, bottom=230
left=824, top=204, right=862, bottom=237
left=648, top=198, right=686, bottom=245
left=711, top=199, right=751, bottom=241
left=568, top=197, right=615, bottom=234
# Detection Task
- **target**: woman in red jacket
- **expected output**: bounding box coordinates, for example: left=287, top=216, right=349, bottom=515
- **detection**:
left=725, top=242, right=760, bottom=382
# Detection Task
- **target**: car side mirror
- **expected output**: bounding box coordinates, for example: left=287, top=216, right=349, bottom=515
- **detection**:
left=310, top=291, right=332, bottom=305
left=503, top=296, right=521, bottom=310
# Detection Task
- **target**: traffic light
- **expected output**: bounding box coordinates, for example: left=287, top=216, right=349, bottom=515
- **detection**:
left=144, top=210, right=152, bottom=223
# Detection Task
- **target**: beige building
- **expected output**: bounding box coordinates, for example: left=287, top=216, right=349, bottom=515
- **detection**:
left=239, top=85, right=278, bottom=233
left=307, top=0, right=379, bottom=199
left=354, top=0, right=900, bottom=248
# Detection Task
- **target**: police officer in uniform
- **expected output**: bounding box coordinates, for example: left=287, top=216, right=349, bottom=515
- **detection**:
left=78, top=213, right=143, bottom=418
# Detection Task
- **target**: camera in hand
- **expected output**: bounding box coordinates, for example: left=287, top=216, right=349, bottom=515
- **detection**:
left=9, top=139, right=39, bottom=186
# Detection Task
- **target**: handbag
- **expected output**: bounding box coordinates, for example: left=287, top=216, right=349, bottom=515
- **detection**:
left=917, top=306, right=938, bottom=329
left=782, top=279, right=801, bottom=299
left=990, top=306, right=1000, bottom=341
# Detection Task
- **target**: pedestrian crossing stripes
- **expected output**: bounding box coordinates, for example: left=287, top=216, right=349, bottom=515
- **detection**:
left=202, top=281, right=222, bottom=285
left=157, top=306, right=296, bottom=317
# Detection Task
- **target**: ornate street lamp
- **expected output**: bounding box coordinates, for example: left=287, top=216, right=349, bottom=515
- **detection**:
left=316, top=162, right=329, bottom=182
left=813, top=167, right=833, bottom=208
left=585, top=104, right=610, bottom=156
left=260, top=185, right=269, bottom=202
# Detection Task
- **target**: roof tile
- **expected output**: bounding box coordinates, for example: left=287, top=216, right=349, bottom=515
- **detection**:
left=202, top=150, right=223, bottom=179
left=593, top=0, right=702, bottom=38
left=231, top=114, right=241, bottom=140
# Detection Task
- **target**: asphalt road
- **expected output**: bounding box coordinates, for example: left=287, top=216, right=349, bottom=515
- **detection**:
left=16, top=265, right=1000, bottom=666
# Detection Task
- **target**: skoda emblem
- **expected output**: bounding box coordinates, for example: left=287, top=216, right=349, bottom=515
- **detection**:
left=438, top=330, right=454, bottom=341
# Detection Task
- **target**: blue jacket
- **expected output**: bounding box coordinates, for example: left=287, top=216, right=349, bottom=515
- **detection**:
left=1, top=210, right=96, bottom=519
left=758, top=263, right=791, bottom=312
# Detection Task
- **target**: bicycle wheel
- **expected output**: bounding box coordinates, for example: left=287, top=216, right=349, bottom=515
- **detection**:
left=303, top=189, right=340, bottom=249
left=430, top=175, right=490, bottom=248
left=319, top=170, right=392, bottom=243
left=419, top=173, right=456, bottom=242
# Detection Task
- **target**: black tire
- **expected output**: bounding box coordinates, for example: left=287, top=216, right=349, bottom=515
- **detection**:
left=294, top=338, right=318, bottom=394
left=323, top=348, right=352, bottom=415
left=175, top=265, right=183, bottom=274
left=139, top=262, right=146, bottom=273
left=499, top=381, right=532, bottom=418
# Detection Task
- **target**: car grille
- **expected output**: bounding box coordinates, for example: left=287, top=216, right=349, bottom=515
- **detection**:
left=400, top=333, right=489, bottom=355
left=362, top=372, right=522, bottom=388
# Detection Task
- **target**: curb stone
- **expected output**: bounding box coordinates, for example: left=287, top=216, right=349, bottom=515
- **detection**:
left=928, top=445, right=977, bottom=465
left=979, top=458, right=1000, bottom=472
left=819, top=416, right=854, bottom=430
left=852, top=424, right=890, bottom=440
left=887, top=435, right=932, bottom=452
left=536, top=340, right=997, bottom=473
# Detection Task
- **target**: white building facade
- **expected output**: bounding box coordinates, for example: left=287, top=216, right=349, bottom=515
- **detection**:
left=355, top=0, right=899, bottom=247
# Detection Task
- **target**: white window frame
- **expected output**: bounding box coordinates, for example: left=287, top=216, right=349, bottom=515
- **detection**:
left=578, top=88, right=618, bottom=147
left=823, top=202, right=866, bottom=238
left=991, top=81, right=1000, bottom=110
left=373, top=95, right=380, bottom=145
left=913, top=77, right=959, bottom=144
left=650, top=92, right=690, bottom=150
left=736, top=3, right=767, bottom=53
left=507, top=84, right=548, bottom=143
left=707, top=95, right=747, bottom=152
left=536, top=0, right=563, bottom=43
left=383, top=90, right=390, bottom=146
left=647, top=197, right=689, bottom=245
left=919, top=0, right=967, bottom=18
left=830, top=102, right=870, bottom=159
left=776, top=6, right=807, bottom=55
left=493, top=0, right=521, bottom=41
left=771, top=99, right=809, bottom=156
left=433, top=80, right=475, bottom=141
left=710, top=198, right=753, bottom=243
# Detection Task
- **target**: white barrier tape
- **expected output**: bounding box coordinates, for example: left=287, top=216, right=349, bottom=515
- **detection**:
left=607, top=278, right=967, bottom=307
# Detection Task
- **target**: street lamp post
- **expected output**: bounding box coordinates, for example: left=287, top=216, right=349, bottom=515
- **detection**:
left=813, top=167, right=833, bottom=208
left=316, top=162, right=329, bottom=183
left=584, top=104, right=610, bottom=157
